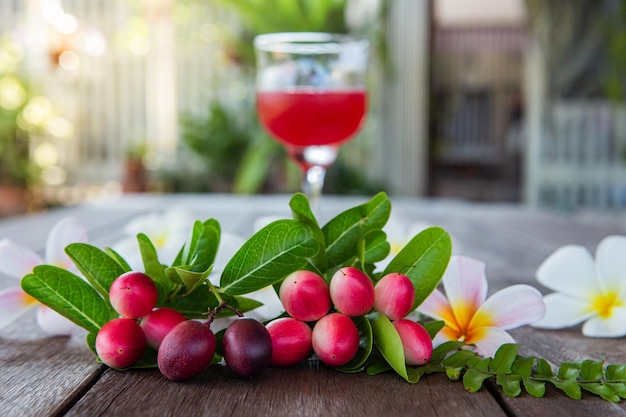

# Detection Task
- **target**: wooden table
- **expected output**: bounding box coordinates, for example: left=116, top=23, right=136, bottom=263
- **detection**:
left=1, top=193, right=625, bottom=416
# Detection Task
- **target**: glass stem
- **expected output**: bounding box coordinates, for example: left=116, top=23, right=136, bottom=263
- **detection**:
left=303, top=165, right=326, bottom=214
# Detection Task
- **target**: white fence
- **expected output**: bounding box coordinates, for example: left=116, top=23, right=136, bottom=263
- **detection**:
left=530, top=100, right=626, bottom=211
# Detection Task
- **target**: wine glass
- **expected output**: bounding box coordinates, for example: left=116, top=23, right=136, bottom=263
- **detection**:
left=253, top=32, right=369, bottom=209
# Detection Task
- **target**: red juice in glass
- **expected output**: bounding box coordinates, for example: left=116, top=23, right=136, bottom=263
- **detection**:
left=256, top=89, right=367, bottom=147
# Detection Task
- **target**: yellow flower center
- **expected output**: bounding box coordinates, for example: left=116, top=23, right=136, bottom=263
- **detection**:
left=591, top=291, right=623, bottom=318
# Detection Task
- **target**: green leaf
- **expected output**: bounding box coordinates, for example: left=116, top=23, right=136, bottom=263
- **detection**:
left=442, top=350, right=477, bottom=368
left=606, top=364, right=626, bottom=381
left=166, top=265, right=212, bottom=296
left=371, top=314, right=417, bottom=383
left=383, top=227, right=452, bottom=310
left=289, top=193, right=327, bottom=271
left=522, top=377, right=546, bottom=398
left=446, top=367, right=462, bottom=381
left=429, top=340, right=465, bottom=365
left=423, top=320, right=446, bottom=340
left=338, top=316, right=373, bottom=373
left=580, top=359, right=604, bottom=381
left=489, top=343, right=521, bottom=374
left=463, top=368, right=492, bottom=393
left=557, top=362, right=582, bottom=380
left=551, top=379, right=582, bottom=400
left=164, top=284, right=219, bottom=318
left=605, top=382, right=626, bottom=398
left=103, top=248, right=132, bottom=272
left=137, top=234, right=169, bottom=295
left=65, top=243, right=127, bottom=298
left=580, top=382, right=621, bottom=402
left=512, top=356, right=535, bottom=377
left=358, top=230, right=390, bottom=265
left=21, top=266, right=116, bottom=334
left=181, top=219, right=220, bottom=273
left=322, top=192, right=391, bottom=266
left=496, top=374, right=522, bottom=397
left=366, top=359, right=392, bottom=376
left=219, top=219, right=321, bottom=295
left=535, top=358, right=554, bottom=378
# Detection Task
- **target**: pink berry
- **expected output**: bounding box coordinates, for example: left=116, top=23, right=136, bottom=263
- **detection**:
left=312, top=313, right=359, bottom=367
left=109, top=271, right=158, bottom=318
left=279, top=270, right=331, bottom=322
left=329, top=267, right=375, bottom=316
left=95, top=317, right=146, bottom=369
left=266, top=317, right=312, bottom=367
left=392, top=319, right=433, bottom=366
left=140, top=307, right=186, bottom=349
left=374, top=272, right=416, bottom=320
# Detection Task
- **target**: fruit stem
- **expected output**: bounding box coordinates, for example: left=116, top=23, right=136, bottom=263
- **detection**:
left=206, top=301, right=244, bottom=326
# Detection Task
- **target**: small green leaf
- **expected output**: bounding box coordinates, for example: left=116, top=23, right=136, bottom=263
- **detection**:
left=137, top=234, right=169, bottom=293
left=65, top=243, right=127, bottom=298
left=22, top=266, right=116, bottom=333
left=605, top=382, right=626, bottom=398
left=322, top=192, right=390, bottom=266
left=606, top=364, right=626, bottom=381
left=366, top=359, right=392, bottom=375
left=489, top=343, right=521, bottom=374
left=557, top=362, right=582, bottom=380
left=429, top=340, right=465, bottom=364
left=423, top=320, right=446, bottom=340
left=580, top=382, right=621, bottom=402
left=445, top=367, right=462, bottom=381
left=535, top=358, right=554, bottom=378
left=103, top=248, right=132, bottom=272
left=358, top=230, right=390, bottom=264
left=164, top=284, right=219, bottom=318
left=512, top=356, right=535, bottom=377
left=580, top=359, right=604, bottom=381
left=180, top=219, right=221, bottom=273
left=496, top=374, right=522, bottom=397
left=338, top=316, right=373, bottom=373
left=522, top=377, right=546, bottom=398
left=289, top=193, right=327, bottom=271
left=371, top=314, right=411, bottom=382
left=463, top=368, right=492, bottom=393
left=442, top=350, right=477, bottom=368
left=551, top=379, right=582, bottom=400
left=166, top=265, right=212, bottom=295
left=383, top=227, right=452, bottom=310
left=220, top=219, right=321, bottom=295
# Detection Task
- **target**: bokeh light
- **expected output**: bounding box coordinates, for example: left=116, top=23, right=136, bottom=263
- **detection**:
left=0, top=75, right=27, bottom=110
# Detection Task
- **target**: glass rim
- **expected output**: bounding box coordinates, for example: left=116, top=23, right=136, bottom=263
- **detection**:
left=253, top=32, right=368, bottom=54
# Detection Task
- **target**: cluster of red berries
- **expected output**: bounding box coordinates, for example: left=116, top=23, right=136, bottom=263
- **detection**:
left=268, top=267, right=433, bottom=368
left=95, top=271, right=273, bottom=381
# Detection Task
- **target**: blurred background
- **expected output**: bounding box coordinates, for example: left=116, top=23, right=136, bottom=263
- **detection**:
left=1, top=0, right=626, bottom=217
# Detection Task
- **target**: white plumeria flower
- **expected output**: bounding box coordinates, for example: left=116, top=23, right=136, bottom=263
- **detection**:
left=111, top=207, right=195, bottom=270
left=531, top=235, right=626, bottom=337
left=0, top=217, right=88, bottom=336
left=418, top=255, right=546, bottom=357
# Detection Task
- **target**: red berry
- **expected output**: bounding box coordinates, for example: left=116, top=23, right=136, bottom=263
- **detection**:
left=392, top=319, right=432, bottom=366
left=158, top=320, right=216, bottom=381
left=374, top=272, right=415, bottom=320
left=223, top=318, right=273, bottom=378
left=95, top=317, right=146, bottom=369
left=279, top=270, right=330, bottom=321
left=109, top=271, right=158, bottom=318
left=140, top=307, right=186, bottom=349
left=266, top=317, right=312, bottom=367
left=312, top=313, right=359, bottom=367
left=329, top=267, right=375, bottom=316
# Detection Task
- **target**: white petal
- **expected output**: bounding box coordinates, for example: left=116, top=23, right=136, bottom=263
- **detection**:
left=215, top=232, right=245, bottom=271
left=595, top=236, right=626, bottom=294
left=0, top=286, right=38, bottom=330
left=581, top=306, right=626, bottom=338
left=536, top=245, right=598, bottom=299
left=417, top=288, right=451, bottom=322
left=240, top=286, right=284, bottom=322
left=0, top=239, right=43, bottom=279
left=531, top=293, right=593, bottom=329
left=473, top=285, right=546, bottom=330
left=45, top=217, right=88, bottom=269
left=36, top=306, right=76, bottom=336
left=443, top=256, right=488, bottom=320
left=470, top=327, right=516, bottom=358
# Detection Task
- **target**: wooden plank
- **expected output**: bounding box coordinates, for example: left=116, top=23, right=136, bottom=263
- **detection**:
left=0, top=313, right=103, bottom=417
left=65, top=364, right=506, bottom=417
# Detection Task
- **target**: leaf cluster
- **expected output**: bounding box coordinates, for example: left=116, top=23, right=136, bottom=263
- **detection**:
left=20, top=192, right=452, bottom=372
left=416, top=342, right=626, bottom=403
